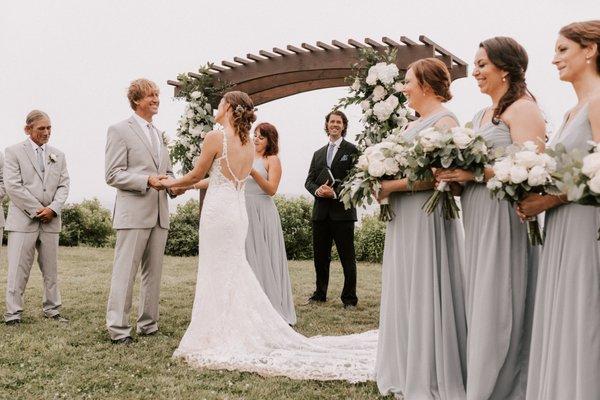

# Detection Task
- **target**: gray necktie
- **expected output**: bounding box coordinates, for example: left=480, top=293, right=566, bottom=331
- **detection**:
left=147, top=123, right=159, bottom=159
left=36, top=147, right=45, bottom=174
left=326, top=142, right=335, bottom=168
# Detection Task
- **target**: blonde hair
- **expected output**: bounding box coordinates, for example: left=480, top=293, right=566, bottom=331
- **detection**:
left=127, top=78, right=159, bottom=110
left=25, top=110, right=50, bottom=126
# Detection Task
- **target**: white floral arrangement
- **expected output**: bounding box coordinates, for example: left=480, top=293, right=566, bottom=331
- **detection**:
left=48, top=153, right=57, bottom=163
left=548, top=141, right=600, bottom=238
left=487, top=140, right=558, bottom=245
left=408, top=125, right=490, bottom=219
left=340, top=132, right=411, bottom=221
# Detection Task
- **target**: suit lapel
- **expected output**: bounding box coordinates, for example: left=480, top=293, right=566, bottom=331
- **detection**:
left=43, top=146, right=56, bottom=181
left=331, top=139, right=346, bottom=167
left=128, top=117, right=159, bottom=168
left=22, top=141, right=44, bottom=181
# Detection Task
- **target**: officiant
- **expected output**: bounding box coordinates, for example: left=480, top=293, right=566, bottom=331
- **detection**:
left=304, top=110, right=359, bottom=309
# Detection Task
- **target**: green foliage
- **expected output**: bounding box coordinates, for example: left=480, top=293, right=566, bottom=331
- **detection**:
left=274, top=195, right=314, bottom=260
left=165, top=199, right=200, bottom=257
left=355, top=213, right=386, bottom=263
left=59, top=198, right=114, bottom=247
left=1, top=196, right=8, bottom=245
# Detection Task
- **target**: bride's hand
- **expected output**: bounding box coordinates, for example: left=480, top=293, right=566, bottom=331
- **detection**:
left=159, top=177, right=177, bottom=189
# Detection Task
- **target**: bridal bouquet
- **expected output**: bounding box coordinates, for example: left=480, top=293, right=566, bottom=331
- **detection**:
left=340, top=134, right=411, bottom=221
left=407, top=125, right=490, bottom=219
left=487, top=141, right=558, bottom=245
left=549, top=141, right=600, bottom=238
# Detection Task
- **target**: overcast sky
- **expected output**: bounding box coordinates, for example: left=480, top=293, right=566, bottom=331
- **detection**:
left=1, top=0, right=594, bottom=209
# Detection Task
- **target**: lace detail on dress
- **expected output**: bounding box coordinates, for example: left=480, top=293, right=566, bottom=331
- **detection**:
left=173, top=131, right=377, bottom=382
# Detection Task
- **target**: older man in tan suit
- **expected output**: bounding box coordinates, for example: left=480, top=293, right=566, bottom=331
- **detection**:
left=105, top=78, right=177, bottom=344
left=0, top=151, right=5, bottom=258
left=4, top=110, right=70, bottom=325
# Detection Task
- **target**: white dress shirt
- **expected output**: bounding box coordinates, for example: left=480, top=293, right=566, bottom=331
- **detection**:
left=328, top=136, right=343, bottom=163
left=28, top=137, right=46, bottom=168
left=132, top=113, right=161, bottom=154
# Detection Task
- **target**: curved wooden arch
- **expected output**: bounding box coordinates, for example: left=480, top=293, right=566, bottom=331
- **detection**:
left=168, top=35, right=468, bottom=106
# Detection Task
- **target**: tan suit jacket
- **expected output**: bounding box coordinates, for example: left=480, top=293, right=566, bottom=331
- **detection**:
left=0, top=151, right=5, bottom=228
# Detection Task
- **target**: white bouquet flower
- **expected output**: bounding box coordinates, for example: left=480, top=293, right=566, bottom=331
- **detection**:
left=487, top=141, right=558, bottom=245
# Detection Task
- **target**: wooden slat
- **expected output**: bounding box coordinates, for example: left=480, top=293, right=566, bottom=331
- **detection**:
left=233, top=57, right=251, bottom=65
left=301, top=42, right=321, bottom=51
left=221, top=60, right=238, bottom=68
left=382, top=36, right=401, bottom=47
left=365, top=38, right=384, bottom=47
left=316, top=41, right=336, bottom=50
left=348, top=39, right=366, bottom=48
left=259, top=50, right=277, bottom=58
left=208, top=64, right=227, bottom=72
left=247, top=53, right=264, bottom=62
left=331, top=40, right=351, bottom=49
left=286, top=45, right=305, bottom=54
left=400, top=36, right=418, bottom=46
left=272, top=47, right=292, bottom=56
left=419, top=35, right=467, bottom=65
left=188, top=72, right=203, bottom=79
left=167, top=79, right=182, bottom=87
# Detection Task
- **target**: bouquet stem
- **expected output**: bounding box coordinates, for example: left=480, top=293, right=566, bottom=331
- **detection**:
left=527, top=220, right=544, bottom=246
left=378, top=198, right=394, bottom=222
left=422, top=184, right=460, bottom=219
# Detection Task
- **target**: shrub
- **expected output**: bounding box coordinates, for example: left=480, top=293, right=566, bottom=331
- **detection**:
left=274, top=195, right=313, bottom=260
left=59, top=198, right=114, bottom=247
left=355, top=213, right=386, bottom=263
left=165, top=199, right=199, bottom=257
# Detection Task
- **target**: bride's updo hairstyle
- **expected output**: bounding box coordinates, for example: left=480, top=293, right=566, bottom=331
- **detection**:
left=560, top=20, right=600, bottom=75
left=223, top=91, right=257, bottom=145
left=407, top=57, right=453, bottom=102
left=480, top=36, right=535, bottom=125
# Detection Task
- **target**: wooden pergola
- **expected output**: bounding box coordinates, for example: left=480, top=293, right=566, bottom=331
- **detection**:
left=168, top=35, right=468, bottom=106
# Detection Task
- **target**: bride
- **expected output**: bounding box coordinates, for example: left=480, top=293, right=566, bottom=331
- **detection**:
left=160, top=91, right=377, bottom=382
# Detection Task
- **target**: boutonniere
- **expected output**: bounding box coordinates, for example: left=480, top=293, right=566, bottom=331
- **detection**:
left=48, top=153, right=57, bottom=163
left=161, top=131, right=170, bottom=147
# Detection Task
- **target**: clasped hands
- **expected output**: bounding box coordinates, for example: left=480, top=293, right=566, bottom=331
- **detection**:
left=316, top=180, right=335, bottom=198
left=148, top=175, right=186, bottom=196
left=35, top=207, right=56, bottom=223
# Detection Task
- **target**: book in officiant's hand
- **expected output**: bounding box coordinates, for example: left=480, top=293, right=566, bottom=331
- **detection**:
left=315, top=168, right=336, bottom=186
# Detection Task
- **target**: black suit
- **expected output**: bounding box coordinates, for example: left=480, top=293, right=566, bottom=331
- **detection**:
left=305, top=138, right=359, bottom=305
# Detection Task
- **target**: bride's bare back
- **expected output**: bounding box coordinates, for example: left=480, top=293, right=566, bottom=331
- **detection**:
left=216, top=129, right=255, bottom=188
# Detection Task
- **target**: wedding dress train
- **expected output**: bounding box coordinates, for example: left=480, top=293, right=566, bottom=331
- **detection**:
left=173, top=132, right=377, bottom=382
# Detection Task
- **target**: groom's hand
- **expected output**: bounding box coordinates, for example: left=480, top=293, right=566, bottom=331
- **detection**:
left=148, top=175, right=167, bottom=190
left=317, top=184, right=335, bottom=198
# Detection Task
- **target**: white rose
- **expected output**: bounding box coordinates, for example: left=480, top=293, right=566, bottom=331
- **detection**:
left=186, top=109, right=195, bottom=119
left=393, top=82, right=404, bottom=93
left=351, top=78, right=361, bottom=91
left=492, top=158, right=513, bottom=182
left=189, top=126, right=204, bottom=138
left=383, top=157, right=399, bottom=175
left=365, top=65, right=379, bottom=85
left=373, top=100, right=394, bottom=122
left=357, top=155, right=369, bottom=170
left=190, top=91, right=202, bottom=99
left=486, top=178, right=503, bottom=190
left=396, top=108, right=408, bottom=118
left=378, top=63, right=399, bottom=85
left=367, top=160, right=386, bottom=177
left=360, top=100, right=371, bottom=111
left=582, top=152, right=600, bottom=178
left=539, top=153, right=557, bottom=172
left=385, top=94, right=399, bottom=110
left=419, top=127, right=444, bottom=152
left=515, top=150, right=541, bottom=169
left=509, top=165, right=528, bottom=184
left=372, top=85, right=386, bottom=102
left=522, top=141, right=539, bottom=152
left=588, top=174, right=600, bottom=194
left=527, top=165, right=549, bottom=187
left=452, top=128, right=474, bottom=149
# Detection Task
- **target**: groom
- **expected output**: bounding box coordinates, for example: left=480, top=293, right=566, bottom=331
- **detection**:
left=105, top=78, right=177, bottom=344
left=305, top=110, right=359, bottom=309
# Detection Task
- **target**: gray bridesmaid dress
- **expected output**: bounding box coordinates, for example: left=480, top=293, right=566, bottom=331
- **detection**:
left=461, top=109, right=539, bottom=400
left=245, top=158, right=297, bottom=325
left=376, top=110, right=468, bottom=399
left=527, top=104, right=600, bottom=400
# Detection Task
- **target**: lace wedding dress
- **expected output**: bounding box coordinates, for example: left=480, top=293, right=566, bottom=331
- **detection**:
left=173, top=132, right=378, bottom=382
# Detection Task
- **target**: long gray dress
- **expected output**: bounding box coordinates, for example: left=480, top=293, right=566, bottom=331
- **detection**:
left=376, top=110, right=468, bottom=399
left=527, top=104, right=600, bottom=400
left=461, top=109, right=539, bottom=400
left=245, top=158, right=297, bottom=325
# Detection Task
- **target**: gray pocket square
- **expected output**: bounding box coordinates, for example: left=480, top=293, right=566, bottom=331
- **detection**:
left=340, top=154, right=349, bottom=161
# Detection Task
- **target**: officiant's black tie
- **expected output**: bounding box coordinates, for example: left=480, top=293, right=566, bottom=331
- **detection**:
left=326, top=143, right=335, bottom=168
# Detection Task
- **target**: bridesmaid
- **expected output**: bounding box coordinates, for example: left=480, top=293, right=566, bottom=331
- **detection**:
left=437, top=37, right=546, bottom=399
left=244, top=123, right=297, bottom=325
left=517, top=20, right=600, bottom=400
left=375, top=57, right=467, bottom=399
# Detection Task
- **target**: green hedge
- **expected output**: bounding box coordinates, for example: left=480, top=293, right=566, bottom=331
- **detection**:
left=59, top=198, right=114, bottom=247
left=165, top=199, right=199, bottom=257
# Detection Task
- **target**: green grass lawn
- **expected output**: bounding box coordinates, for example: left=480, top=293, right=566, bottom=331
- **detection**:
left=0, top=246, right=384, bottom=400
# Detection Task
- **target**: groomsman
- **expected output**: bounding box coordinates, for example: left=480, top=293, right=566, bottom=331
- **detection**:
left=105, top=78, right=176, bottom=344
left=0, top=150, right=5, bottom=257
left=305, top=110, right=359, bottom=309
left=4, top=110, right=70, bottom=324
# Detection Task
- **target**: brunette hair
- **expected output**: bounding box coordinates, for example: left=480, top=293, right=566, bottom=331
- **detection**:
left=408, top=57, right=453, bottom=102
left=255, top=122, right=279, bottom=156
left=127, top=78, right=159, bottom=110
left=223, top=91, right=256, bottom=145
left=25, top=110, right=50, bottom=126
left=324, top=110, right=348, bottom=136
left=560, top=20, right=600, bottom=74
left=480, top=37, right=535, bottom=124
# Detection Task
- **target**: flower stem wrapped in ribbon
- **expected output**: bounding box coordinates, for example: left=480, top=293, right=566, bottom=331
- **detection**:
left=487, top=141, right=559, bottom=245
left=407, top=125, right=490, bottom=219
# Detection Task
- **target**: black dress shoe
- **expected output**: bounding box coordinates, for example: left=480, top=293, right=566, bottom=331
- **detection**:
left=112, top=336, right=134, bottom=345
left=46, top=314, right=69, bottom=323
left=5, top=319, right=20, bottom=326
